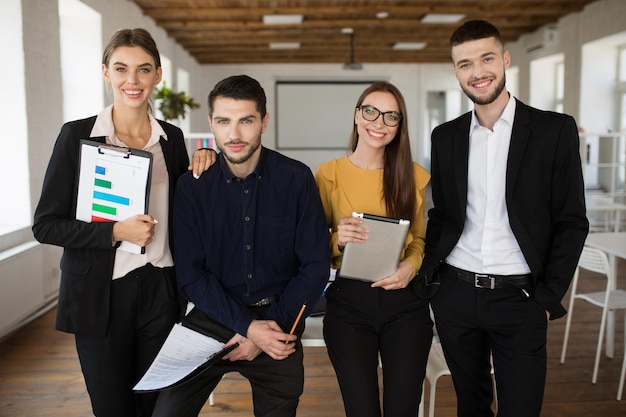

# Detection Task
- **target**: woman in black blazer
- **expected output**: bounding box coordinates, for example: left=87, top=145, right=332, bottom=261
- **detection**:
left=33, top=28, right=212, bottom=417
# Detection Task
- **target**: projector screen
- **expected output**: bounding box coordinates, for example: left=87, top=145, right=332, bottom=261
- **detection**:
left=275, top=81, right=380, bottom=149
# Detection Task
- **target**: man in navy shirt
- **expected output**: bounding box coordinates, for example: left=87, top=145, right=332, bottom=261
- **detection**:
left=153, top=75, right=330, bottom=417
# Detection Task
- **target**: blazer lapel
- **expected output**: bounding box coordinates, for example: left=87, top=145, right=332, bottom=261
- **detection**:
left=452, top=114, right=471, bottom=210
left=506, top=100, right=531, bottom=202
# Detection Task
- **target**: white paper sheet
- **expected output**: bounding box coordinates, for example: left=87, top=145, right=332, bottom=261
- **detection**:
left=133, top=323, right=227, bottom=391
left=76, top=141, right=152, bottom=254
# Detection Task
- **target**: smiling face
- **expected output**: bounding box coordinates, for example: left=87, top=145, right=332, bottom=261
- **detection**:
left=208, top=96, right=268, bottom=177
left=452, top=36, right=510, bottom=106
left=102, top=46, right=162, bottom=110
left=354, top=91, right=400, bottom=151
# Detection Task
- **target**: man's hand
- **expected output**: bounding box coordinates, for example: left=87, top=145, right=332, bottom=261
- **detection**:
left=246, top=320, right=297, bottom=360
left=188, top=149, right=217, bottom=179
left=223, top=333, right=262, bottom=362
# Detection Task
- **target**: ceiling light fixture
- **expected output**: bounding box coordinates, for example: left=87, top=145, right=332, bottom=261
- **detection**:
left=421, top=13, right=465, bottom=23
left=393, top=42, right=427, bottom=50
left=262, top=14, right=303, bottom=25
left=269, top=42, right=301, bottom=50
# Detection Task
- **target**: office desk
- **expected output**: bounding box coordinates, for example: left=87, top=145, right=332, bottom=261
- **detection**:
left=586, top=203, right=626, bottom=232
left=584, top=232, right=626, bottom=357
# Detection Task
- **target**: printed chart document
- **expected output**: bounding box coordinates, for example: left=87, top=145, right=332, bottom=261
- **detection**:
left=133, top=323, right=236, bottom=392
left=76, top=140, right=152, bottom=254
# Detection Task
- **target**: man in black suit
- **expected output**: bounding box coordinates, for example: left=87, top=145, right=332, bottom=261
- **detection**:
left=413, top=20, right=589, bottom=417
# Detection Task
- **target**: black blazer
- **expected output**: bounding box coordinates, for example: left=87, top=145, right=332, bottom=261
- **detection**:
left=414, top=99, right=589, bottom=319
left=32, top=116, right=190, bottom=336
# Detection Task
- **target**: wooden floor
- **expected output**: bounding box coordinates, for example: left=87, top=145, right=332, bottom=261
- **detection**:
left=2, top=263, right=626, bottom=417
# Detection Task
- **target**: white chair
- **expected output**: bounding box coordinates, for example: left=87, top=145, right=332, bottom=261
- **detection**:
left=300, top=315, right=326, bottom=347
left=560, top=245, right=626, bottom=400
left=424, top=341, right=496, bottom=417
left=425, top=341, right=450, bottom=417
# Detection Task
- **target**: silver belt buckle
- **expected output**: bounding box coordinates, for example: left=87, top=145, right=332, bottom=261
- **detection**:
left=475, top=274, right=495, bottom=289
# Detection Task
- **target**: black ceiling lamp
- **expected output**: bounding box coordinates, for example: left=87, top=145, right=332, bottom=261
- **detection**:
left=342, top=28, right=362, bottom=70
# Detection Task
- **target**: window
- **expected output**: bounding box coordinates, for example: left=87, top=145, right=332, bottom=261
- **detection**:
left=555, top=61, right=564, bottom=114
left=0, top=0, right=29, bottom=237
left=177, top=67, right=191, bottom=134
left=529, top=53, right=564, bottom=112
left=506, top=66, right=519, bottom=98
left=154, top=55, right=172, bottom=121
left=59, top=0, right=103, bottom=121
left=619, top=46, right=626, bottom=131
left=580, top=34, right=626, bottom=203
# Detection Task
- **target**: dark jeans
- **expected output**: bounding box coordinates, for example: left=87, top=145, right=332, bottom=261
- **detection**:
left=323, top=277, right=433, bottom=417
left=431, top=266, right=548, bottom=417
left=75, top=264, right=180, bottom=417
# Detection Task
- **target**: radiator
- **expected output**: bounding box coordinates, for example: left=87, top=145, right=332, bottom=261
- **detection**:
left=0, top=241, right=58, bottom=338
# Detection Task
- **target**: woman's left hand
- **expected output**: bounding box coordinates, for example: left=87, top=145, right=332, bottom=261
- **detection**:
left=371, top=260, right=414, bottom=290
left=188, top=148, right=217, bottom=179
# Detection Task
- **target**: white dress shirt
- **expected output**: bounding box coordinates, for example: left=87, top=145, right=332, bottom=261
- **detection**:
left=446, top=95, right=531, bottom=275
left=90, top=105, right=174, bottom=279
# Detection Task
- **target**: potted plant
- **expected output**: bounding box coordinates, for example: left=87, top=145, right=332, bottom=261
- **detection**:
left=153, top=82, right=200, bottom=121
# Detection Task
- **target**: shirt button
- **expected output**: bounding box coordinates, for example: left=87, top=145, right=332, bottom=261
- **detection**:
left=244, top=216, right=250, bottom=222
left=244, top=189, right=249, bottom=194
left=247, top=274, right=253, bottom=279
left=246, top=244, right=251, bottom=250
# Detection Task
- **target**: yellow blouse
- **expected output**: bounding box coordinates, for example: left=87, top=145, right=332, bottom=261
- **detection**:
left=315, top=156, right=430, bottom=277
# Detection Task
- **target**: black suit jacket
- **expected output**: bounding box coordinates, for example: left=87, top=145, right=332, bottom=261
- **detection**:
left=414, top=99, right=589, bottom=319
left=32, top=116, right=190, bottom=336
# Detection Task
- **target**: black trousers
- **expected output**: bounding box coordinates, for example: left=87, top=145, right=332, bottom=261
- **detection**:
left=152, top=339, right=304, bottom=417
left=430, top=266, right=548, bottom=417
left=75, top=264, right=180, bottom=417
left=323, top=277, right=433, bottom=417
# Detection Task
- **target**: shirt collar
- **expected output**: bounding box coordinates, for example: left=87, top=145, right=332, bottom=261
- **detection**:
left=90, top=105, right=168, bottom=146
left=218, top=146, right=266, bottom=181
left=471, top=93, right=516, bottom=129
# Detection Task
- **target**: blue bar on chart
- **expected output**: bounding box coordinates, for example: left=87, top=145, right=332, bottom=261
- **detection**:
left=93, top=191, right=130, bottom=206
left=95, top=165, right=107, bottom=175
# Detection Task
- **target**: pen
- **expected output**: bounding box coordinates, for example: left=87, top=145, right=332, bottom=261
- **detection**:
left=286, top=303, right=307, bottom=344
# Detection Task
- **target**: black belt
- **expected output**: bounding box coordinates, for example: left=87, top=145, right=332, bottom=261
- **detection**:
left=248, top=294, right=279, bottom=307
left=441, top=263, right=531, bottom=289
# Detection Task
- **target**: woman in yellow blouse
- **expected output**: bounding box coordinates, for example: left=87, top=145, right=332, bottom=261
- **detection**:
left=315, top=81, right=432, bottom=417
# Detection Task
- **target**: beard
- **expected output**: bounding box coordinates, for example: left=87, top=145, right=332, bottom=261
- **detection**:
left=461, top=73, right=506, bottom=105
left=218, top=134, right=262, bottom=165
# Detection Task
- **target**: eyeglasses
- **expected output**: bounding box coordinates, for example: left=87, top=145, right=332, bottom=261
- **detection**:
left=358, top=105, right=402, bottom=127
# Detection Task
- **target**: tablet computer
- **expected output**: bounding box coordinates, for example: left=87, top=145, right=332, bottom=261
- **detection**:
left=338, top=212, right=410, bottom=282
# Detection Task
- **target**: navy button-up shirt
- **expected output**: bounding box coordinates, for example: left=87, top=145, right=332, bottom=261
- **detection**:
left=173, top=147, right=330, bottom=336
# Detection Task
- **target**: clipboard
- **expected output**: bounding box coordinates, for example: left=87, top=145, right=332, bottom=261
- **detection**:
left=75, top=139, right=153, bottom=254
left=133, top=321, right=238, bottom=392
left=338, top=212, right=410, bottom=282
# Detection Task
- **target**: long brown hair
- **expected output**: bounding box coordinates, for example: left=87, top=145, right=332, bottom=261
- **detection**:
left=348, top=82, right=417, bottom=223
